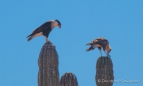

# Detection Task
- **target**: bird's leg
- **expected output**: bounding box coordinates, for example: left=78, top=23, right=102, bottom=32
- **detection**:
left=44, top=36, right=51, bottom=43
left=98, top=48, right=102, bottom=57
left=99, top=49, right=102, bottom=57
left=106, top=52, right=111, bottom=57
left=104, top=51, right=111, bottom=57
left=104, top=51, right=107, bottom=56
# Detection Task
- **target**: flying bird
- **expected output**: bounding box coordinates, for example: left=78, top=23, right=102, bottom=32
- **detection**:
left=27, top=19, right=61, bottom=42
left=86, top=38, right=111, bottom=56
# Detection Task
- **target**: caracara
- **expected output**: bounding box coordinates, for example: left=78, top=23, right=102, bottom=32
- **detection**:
left=86, top=38, right=111, bottom=56
left=27, top=19, right=61, bottom=42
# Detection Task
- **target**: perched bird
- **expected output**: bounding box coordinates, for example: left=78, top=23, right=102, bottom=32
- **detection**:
left=27, top=19, right=61, bottom=42
left=86, top=38, right=111, bottom=56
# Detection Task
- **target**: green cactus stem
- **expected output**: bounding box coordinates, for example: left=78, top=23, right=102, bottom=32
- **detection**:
left=95, top=56, right=114, bottom=86
left=38, top=42, right=59, bottom=86
left=60, top=72, right=78, bottom=86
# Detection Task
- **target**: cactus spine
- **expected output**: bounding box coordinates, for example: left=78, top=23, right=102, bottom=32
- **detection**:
left=60, top=72, right=78, bottom=86
left=96, top=56, right=114, bottom=86
left=38, top=42, right=59, bottom=86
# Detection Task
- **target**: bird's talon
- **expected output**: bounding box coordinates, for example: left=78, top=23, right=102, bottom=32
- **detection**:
left=46, top=40, right=51, bottom=43
left=107, top=55, right=111, bottom=57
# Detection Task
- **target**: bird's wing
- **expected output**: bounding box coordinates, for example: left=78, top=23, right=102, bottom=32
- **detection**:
left=86, top=38, right=107, bottom=51
left=86, top=42, right=93, bottom=45
left=86, top=39, right=99, bottom=45
left=86, top=45, right=96, bottom=51
left=93, top=39, right=99, bottom=43
left=96, top=39, right=109, bottom=45
left=29, top=22, right=51, bottom=36
left=86, top=43, right=102, bottom=51
left=94, top=44, right=102, bottom=47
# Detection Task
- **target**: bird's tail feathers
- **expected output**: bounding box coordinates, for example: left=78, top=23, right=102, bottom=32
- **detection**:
left=27, top=36, right=33, bottom=41
left=86, top=44, right=89, bottom=46
left=27, top=37, right=32, bottom=41
left=86, top=48, right=91, bottom=51
left=86, top=42, right=92, bottom=46
left=86, top=46, right=95, bottom=51
left=26, top=34, right=31, bottom=38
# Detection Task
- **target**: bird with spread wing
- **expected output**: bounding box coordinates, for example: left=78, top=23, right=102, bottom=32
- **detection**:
left=27, top=19, right=61, bottom=43
left=86, top=38, right=111, bottom=56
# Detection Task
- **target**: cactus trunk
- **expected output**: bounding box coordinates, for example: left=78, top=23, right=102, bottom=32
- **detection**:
left=95, top=56, right=114, bottom=86
left=38, top=42, right=59, bottom=86
left=60, top=72, right=78, bottom=86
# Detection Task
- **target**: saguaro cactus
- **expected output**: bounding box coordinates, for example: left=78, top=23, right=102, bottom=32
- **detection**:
left=96, top=56, right=114, bottom=86
left=60, top=72, right=78, bottom=86
left=38, top=42, right=59, bottom=86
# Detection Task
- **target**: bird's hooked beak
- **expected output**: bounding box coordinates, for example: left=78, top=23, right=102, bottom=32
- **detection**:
left=58, top=24, right=61, bottom=28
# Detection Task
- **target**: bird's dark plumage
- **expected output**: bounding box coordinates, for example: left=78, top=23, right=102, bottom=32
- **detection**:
left=27, top=20, right=61, bottom=42
left=86, top=37, right=111, bottom=56
left=27, top=22, right=51, bottom=41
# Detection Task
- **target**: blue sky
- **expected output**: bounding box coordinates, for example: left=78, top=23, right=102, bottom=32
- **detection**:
left=0, top=0, right=142, bottom=86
